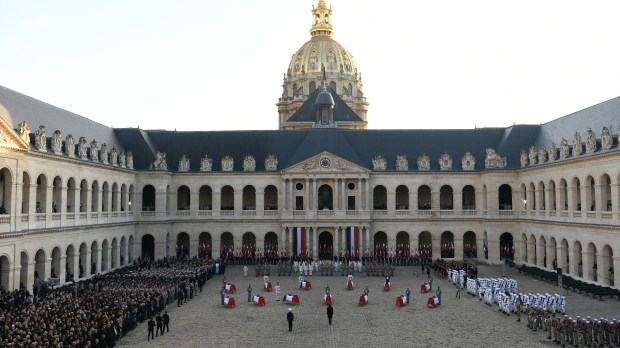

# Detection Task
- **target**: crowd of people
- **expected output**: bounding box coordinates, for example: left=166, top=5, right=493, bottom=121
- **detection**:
left=0, top=257, right=215, bottom=347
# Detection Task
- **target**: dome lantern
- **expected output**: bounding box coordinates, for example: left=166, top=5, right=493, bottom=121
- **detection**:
left=311, top=0, right=333, bottom=39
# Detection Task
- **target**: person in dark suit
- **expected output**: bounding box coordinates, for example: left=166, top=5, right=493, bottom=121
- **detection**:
left=147, top=317, right=155, bottom=341
left=163, top=311, right=170, bottom=333
left=287, top=308, right=294, bottom=331
left=327, top=304, right=334, bottom=325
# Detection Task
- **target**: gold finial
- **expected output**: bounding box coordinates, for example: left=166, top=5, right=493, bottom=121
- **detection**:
left=310, top=1, right=333, bottom=39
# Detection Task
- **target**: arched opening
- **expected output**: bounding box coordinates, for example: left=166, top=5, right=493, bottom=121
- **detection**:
left=373, top=185, right=387, bottom=210
left=20, top=252, right=29, bottom=289
left=482, top=185, right=488, bottom=211
left=78, top=243, right=87, bottom=278
left=166, top=233, right=170, bottom=257
left=549, top=237, right=557, bottom=270
left=52, top=176, right=62, bottom=213
left=128, top=185, right=134, bottom=211
left=90, top=241, right=99, bottom=275
left=0, top=169, right=13, bottom=214
left=498, top=184, right=513, bottom=210
left=318, top=184, right=333, bottom=210
left=165, top=185, right=170, bottom=212
left=101, top=240, right=109, bottom=271
left=585, top=176, right=596, bottom=211
left=21, top=172, right=30, bottom=214
left=528, top=183, right=536, bottom=210
left=66, top=245, right=75, bottom=281
left=141, top=235, right=155, bottom=261
left=418, top=231, right=432, bottom=261
left=309, top=81, right=317, bottom=94
left=588, top=243, right=598, bottom=281
left=111, top=238, right=118, bottom=269
left=483, top=231, right=488, bottom=259
left=101, top=182, right=109, bottom=212
left=176, top=232, right=190, bottom=258
left=220, top=232, right=234, bottom=259
left=500, top=232, right=514, bottom=261
left=264, top=185, right=278, bottom=210
left=601, top=174, right=612, bottom=211
left=0, top=255, right=10, bottom=290
left=529, top=234, right=537, bottom=264
left=441, top=231, right=455, bottom=258
left=373, top=231, right=388, bottom=257
left=520, top=183, right=527, bottom=210
left=66, top=178, right=76, bottom=213
left=120, top=184, right=127, bottom=211
left=242, top=185, right=256, bottom=210
left=120, top=237, right=127, bottom=266
left=571, top=178, right=581, bottom=211
left=34, top=249, right=47, bottom=281
left=111, top=183, right=119, bottom=211
left=142, top=184, right=155, bottom=211
left=539, top=236, right=547, bottom=267
left=199, top=232, right=212, bottom=258
left=36, top=174, right=48, bottom=213
left=463, top=231, right=477, bottom=258
left=128, top=236, right=134, bottom=263
left=602, top=245, right=614, bottom=286
left=396, top=231, right=410, bottom=257
left=573, top=241, right=583, bottom=277
left=264, top=232, right=278, bottom=259
left=462, top=185, right=476, bottom=210
left=319, top=231, right=333, bottom=260
left=559, top=179, right=568, bottom=211
left=51, top=247, right=61, bottom=279
left=329, top=81, right=336, bottom=91
left=548, top=180, right=556, bottom=211
left=177, top=185, right=190, bottom=210
left=199, top=185, right=212, bottom=210
left=221, top=185, right=234, bottom=210
left=242, top=232, right=256, bottom=259
left=538, top=182, right=546, bottom=210
left=418, top=185, right=431, bottom=210
left=439, top=185, right=453, bottom=210
left=521, top=233, right=528, bottom=263
left=395, top=185, right=409, bottom=210
left=561, top=239, right=569, bottom=275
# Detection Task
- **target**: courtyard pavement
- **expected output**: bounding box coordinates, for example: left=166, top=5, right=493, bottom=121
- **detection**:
left=117, top=264, right=620, bottom=347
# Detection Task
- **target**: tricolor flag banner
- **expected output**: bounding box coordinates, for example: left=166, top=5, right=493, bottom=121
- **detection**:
left=346, top=227, right=359, bottom=257
left=292, top=227, right=306, bottom=256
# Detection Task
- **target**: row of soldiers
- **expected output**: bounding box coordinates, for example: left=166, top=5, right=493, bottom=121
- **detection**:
left=365, top=261, right=395, bottom=277
left=526, top=310, right=619, bottom=347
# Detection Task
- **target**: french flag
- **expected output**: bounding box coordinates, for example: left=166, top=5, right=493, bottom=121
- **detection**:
left=346, top=227, right=359, bottom=257
left=292, top=227, right=306, bottom=256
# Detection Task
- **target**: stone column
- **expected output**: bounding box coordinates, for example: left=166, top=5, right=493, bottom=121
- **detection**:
left=59, top=255, right=67, bottom=284
left=256, top=190, right=264, bottom=214
left=596, top=253, right=605, bottom=284
left=212, top=189, right=221, bottom=213
left=454, top=237, right=463, bottom=260
left=582, top=251, right=591, bottom=280
left=387, top=187, right=396, bottom=214
left=594, top=184, right=604, bottom=218
left=611, top=184, right=620, bottom=217
left=454, top=191, right=463, bottom=215
left=190, top=190, right=199, bottom=216
left=364, top=180, right=369, bottom=210
left=431, top=190, right=440, bottom=213
left=357, top=178, right=362, bottom=210
left=567, top=186, right=576, bottom=212
left=409, top=190, right=417, bottom=212
left=613, top=256, right=620, bottom=287
left=340, top=178, right=346, bottom=210
left=28, top=183, right=37, bottom=223
left=488, top=239, right=500, bottom=265
left=26, top=262, right=36, bottom=294
left=44, top=257, right=52, bottom=280
left=233, top=191, right=242, bottom=213
left=212, top=238, right=221, bottom=259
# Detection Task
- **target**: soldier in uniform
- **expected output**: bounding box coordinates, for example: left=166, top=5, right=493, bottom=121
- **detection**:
left=247, top=284, right=252, bottom=302
left=275, top=282, right=281, bottom=301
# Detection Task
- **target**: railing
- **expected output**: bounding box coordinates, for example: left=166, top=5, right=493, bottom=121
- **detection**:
left=346, top=210, right=359, bottom=216
left=128, top=212, right=134, bottom=217
left=317, top=210, right=335, bottom=216
left=66, top=213, right=75, bottom=220
left=560, top=211, right=568, bottom=217
left=198, top=210, right=212, bottom=216
left=521, top=211, right=527, bottom=216
left=21, top=214, right=29, bottom=222
left=35, top=213, right=46, bottom=221
left=586, top=212, right=596, bottom=219
left=538, top=212, right=546, bottom=217
left=52, top=213, right=61, bottom=221
left=242, top=211, right=256, bottom=216
left=101, top=213, right=108, bottom=218
left=549, top=211, right=556, bottom=217
left=439, top=210, right=454, bottom=216
left=395, top=210, right=410, bottom=216
left=79, top=213, right=87, bottom=219
left=264, top=210, right=279, bottom=216
left=220, top=211, right=234, bottom=216
left=417, top=210, right=432, bottom=216
left=176, top=211, right=191, bottom=216
left=111, top=212, right=118, bottom=218
left=373, top=210, right=388, bottom=216
left=141, top=211, right=156, bottom=217
left=573, top=212, right=582, bottom=218
left=602, top=212, right=612, bottom=219
left=462, top=210, right=477, bottom=216
left=0, top=216, right=9, bottom=224
left=120, top=213, right=126, bottom=218
left=498, top=210, right=513, bottom=216
left=91, top=213, right=99, bottom=219
left=293, top=210, right=306, bottom=216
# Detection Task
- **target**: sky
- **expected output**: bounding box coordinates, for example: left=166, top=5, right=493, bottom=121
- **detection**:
left=1, top=0, right=619, bottom=131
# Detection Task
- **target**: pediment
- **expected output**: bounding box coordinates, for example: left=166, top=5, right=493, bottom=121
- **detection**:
left=283, top=152, right=369, bottom=174
left=0, top=107, right=30, bottom=151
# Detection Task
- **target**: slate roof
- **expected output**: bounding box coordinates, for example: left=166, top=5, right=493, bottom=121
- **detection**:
left=285, top=86, right=364, bottom=124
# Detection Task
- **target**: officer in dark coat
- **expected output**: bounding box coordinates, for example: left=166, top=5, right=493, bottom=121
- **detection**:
left=287, top=308, right=294, bottom=331
left=327, top=304, right=334, bottom=325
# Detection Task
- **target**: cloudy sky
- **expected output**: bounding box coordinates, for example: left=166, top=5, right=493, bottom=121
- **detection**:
left=1, top=0, right=619, bottom=131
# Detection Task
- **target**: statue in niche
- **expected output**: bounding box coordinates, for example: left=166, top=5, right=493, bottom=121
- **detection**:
left=372, top=155, right=387, bottom=171
left=559, top=138, right=569, bottom=159
left=417, top=153, right=430, bottom=171
left=520, top=150, right=528, bottom=167
left=34, top=125, right=46, bottom=151
left=126, top=151, right=134, bottom=169
left=65, top=134, right=75, bottom=157
left=100, top=143, right=108, bottom=164
left=438, top=152, right=452, bottom=170
left=572, top=132, right=582, bottom=156
left=548, top=141, right=557, bottom=161
left=461, top=152, right=475, bottom=171
left=119, top=151, right=126, bottom=167
left=18, top=121, right=30, bottom=144
left=178, top=155, right=190, bottom=172
left=395, top=155, right=408, bottom=171
left=110, top=146, right=118, bottom=165
left=90, top=140, right=99, bottom=162
left=78, top=137, right=88, bottom=160
left=484, top=148, right=507, bottom=169
left=51, top=130, right=62, bottom=154
left=585, top=129, right=596, bottom=154
left=265, top=155, right=278, bottom=171
left=150, top=152, right=167, bottom=170
left=200, top=154, right=213, bottom=171
left=601, top=126, right=612, bottom=150
left=221, top=155, right=234, bottom=171
left=528, top=146, right=537, bottom=165
left=243, top=155, right=256, bottom=172
left=538, top=145, right=547, bottom=163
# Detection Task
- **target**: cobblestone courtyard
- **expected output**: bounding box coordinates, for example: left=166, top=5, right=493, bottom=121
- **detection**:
left=118, top=265, right=620, bottom=348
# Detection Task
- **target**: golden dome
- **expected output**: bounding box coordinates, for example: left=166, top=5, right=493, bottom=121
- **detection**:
left=286, top=0, right=357, bottom=79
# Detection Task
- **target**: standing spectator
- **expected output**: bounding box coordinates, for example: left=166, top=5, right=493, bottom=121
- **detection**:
left=287, top=308, right=294, bottom=331
left=163, top=311, right=170, bottom=333
left=247, top=284, right=253, bottom=302
left=436, top=286, right=442, bottom=305
left=243, top=265, right=248, bottom=277
left=327, top=304, right=334, bottom=325
left=147, top=317, right=155, bottom=341
left=221, top=287, right=226, bottom=305
left=275, top=282, right=281, bottom=301
left=156, top=312, right=163, bottom=336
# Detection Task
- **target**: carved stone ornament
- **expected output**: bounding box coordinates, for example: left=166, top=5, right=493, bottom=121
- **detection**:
left=538, top=145, right=547, bottom=163
left=572, top=132, right=582, bottom=157
left=34, top=125, right=46, bottom=151
left=548, top=141, right=557, bottom=161
left=416, top=153, right=430, bottom=171
left=221, top=155, right=234, bottom=171
left=601, top=126, right=612, bottom=150
left=78, top=137, right=88, bottom=160
left=18, top=121, right=30, bottom=144
left=484, top=148, right=507, bottom=169
left=585, top=129, right=596, bottom=154
left=438, top=152, right=452, bottom=170
left=110, top=146, right=118, bottom=165
left=51, top=130, right=62, bottom=154
left=90, top=140, right=99, bottom=162
left=65, top=134, right=75, bottom=157
left=100, top=143, right=108, bottom=164
left=265, top=154, right=278, bottom=171
left=119, top=151, right=126, bottom=167
left=395, top=155, right=408, bottom=171
left=559, top=138, right=569, bottom=159
left=372, top=155, right=387, bottom=171
left=200, top=154, right=213, bottom=171
left=178, top=155, right=190, bottom=171
left=150, top=151, right=167, bottom=170
left=528, top=145, right=537, bottom=165
left=520, top=150, right=528, bottom=167
left=243, top=155, right=256, bottom=172
left=302, top=156, right=345, bottom=171
left=126, top=151, right=134, bottom=169
left=461, top=152, right=475, bottom=171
